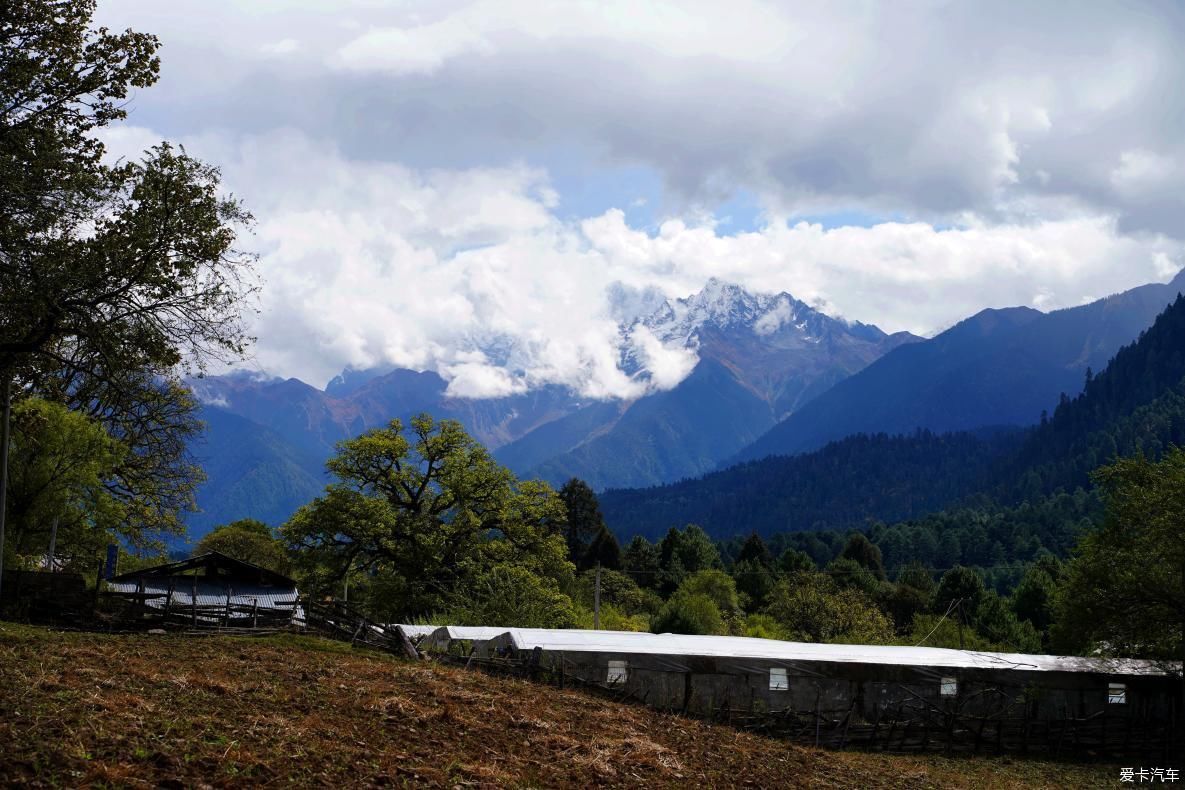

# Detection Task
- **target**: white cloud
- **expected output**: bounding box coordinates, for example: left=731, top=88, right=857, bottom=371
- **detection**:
left=626, top=325, right=701, bottom=391
left=96, top=1, right=1185, bottom=235
left=101, top=127, right=1180, bottom=399
left=83, top=2, right=1185, bottom=397
left=332, top=0, right=792, bottom=75
left=260, top=38, right=301, bottom=56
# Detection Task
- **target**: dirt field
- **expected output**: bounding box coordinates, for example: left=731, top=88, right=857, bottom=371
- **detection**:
left=0, top=623, right=1122, bottom=788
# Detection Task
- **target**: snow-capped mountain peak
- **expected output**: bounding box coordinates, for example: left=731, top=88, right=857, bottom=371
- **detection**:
left=639, top=278, right=844, bottom=346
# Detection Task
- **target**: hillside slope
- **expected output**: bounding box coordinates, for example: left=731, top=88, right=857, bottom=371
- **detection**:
left=1003, top=291, right=1185, bottom=499
left=601, top=430, right=1018, bottom=540
left=0, top=625, right=1116, bottom=788
left=734, top=270, right=1185, bottom=464
left=186, top=407, right=328, bottom=539
left=603, top=292, right=1185, bottom=541
left=512, top=280, right=918, bottom=489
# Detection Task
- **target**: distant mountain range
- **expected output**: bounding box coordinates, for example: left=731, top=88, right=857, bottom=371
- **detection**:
left=182, top=271, right=1184, bottom=541
left=506, top=279, right=920, bottom=489
left=601, top=286, right=1185, bottom=540
left=183, top=279, right=914, bottom=537
left=731, top=267, right=1185, bottom=465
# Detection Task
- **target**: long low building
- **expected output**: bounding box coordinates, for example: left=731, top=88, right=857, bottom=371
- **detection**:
left=422, top=625, right=1180, bottom=758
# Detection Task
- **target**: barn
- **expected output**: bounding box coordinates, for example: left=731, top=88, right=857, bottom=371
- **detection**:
left=105, top=552, right=301, bottom=628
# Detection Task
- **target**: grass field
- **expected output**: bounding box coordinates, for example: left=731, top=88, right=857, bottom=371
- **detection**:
left=0, top=623, right=1123, bottom=788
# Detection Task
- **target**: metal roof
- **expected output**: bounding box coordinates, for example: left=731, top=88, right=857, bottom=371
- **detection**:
left=392, top=624, right=439, bottom=639
left=421, top=625, right=513, bottom=648
left=109, top=551, right=295, bottom=588
left=488, top=628, right=1171, bottom=676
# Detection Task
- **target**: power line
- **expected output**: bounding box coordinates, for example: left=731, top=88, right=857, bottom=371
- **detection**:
left=613, top=561, right=1041, bottom=578
left=912, top=597, right=961, bottom=647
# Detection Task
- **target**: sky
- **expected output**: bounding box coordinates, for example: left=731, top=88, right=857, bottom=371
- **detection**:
left=94, top=0, right=1185, bottom=398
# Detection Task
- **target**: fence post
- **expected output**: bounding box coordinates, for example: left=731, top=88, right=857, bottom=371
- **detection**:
left=191, top=575, right=198, bottom=627
left=0, top=377, right=12, bottom=611
left=92, top=558, right=103, bottom=617
left=224, top=585, right=232, bottom=628
left=46, top=516, right=59, bottom=573
left=252, top=598, right=258, bottom=629
left=162, top=578, right=174, bottom=625
left=594, top=563, right=601, bottom=630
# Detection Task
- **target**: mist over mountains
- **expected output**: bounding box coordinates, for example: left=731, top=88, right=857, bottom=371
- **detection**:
left=183, top=271, right=1184, bottom=542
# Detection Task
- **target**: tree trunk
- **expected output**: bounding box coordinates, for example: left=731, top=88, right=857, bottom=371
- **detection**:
left=0, top=377, right=12, bottom=607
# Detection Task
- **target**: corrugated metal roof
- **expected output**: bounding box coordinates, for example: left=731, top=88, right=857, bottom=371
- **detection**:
left=488, top=628, right=1170, bottom=676
left=110, top=552, right=294, bottom=587
left=422, top=625, right=513, bottom=648
left=105, top=579, right=303, bottom=623
left=392, top=624, right=438, bottom=639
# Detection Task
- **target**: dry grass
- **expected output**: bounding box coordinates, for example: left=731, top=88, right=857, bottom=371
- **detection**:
left=0, top=623, right=1120, bottom=788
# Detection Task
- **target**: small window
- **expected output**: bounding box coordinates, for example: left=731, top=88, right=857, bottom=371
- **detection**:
left=1108, top=682, right=1127, bottom=704
left=940, top=677, right=958, bottom=697
left=769, top=667, right=789, bottom=691
left=607, top=660, right=628, bottom=685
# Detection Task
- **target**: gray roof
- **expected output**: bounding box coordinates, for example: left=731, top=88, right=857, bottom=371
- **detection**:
left=426, top=625, right=1173, bottom=677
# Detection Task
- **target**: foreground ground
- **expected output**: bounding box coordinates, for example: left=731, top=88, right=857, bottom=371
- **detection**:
left=0, top=624, right=1121, bottom=788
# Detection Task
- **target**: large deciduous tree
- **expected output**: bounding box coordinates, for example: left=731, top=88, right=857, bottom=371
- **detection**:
left=196, top=518, right=290, bottom=576
left=4, top=397, right=122, bottom=565
left=0, top=1, right=257, bottom=569
left=1054, top=449, right=1185, bottom=752
left=282, top=415, right=573, bottom=619
left=1055, top=449, right=1185, bottom=664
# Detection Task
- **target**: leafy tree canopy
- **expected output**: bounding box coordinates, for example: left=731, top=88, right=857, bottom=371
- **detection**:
left=763, top=572, right=893, bottom=645
left=0, top=1, right=257, bottom=551
left=282, top=415, right=573, bottom=619
left=195, top=518, right=290, bottom=576
left=559, top=477, right=604, bottom=564
left=1054, top=448, right=1185, bottom=662
left=4, top=397, right=122, bottom=562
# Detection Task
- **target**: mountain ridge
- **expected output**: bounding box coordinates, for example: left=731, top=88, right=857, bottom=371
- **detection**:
left=184, top=279, right=913, bottom=533
left=729, top=270, right=1185, bottom=465
left=601, top=286, right=1185, bottom=541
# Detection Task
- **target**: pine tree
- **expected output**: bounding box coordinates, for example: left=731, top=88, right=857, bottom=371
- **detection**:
left=558, top=478, right=605, bottom=564
left=583, top=524, right=622, bottom=570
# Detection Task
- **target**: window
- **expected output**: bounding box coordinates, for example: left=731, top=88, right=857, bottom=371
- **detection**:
left=607, top=660, right=628, bottom=685
left=1108, top=682, right=1127, bottom=704
left=769, top=668, right=789, bottom=691
left=940, top=677, right=958, bottom=697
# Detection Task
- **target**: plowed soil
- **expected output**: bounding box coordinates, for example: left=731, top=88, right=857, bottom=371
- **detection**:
left=0, top=624, right=1118, bottom=788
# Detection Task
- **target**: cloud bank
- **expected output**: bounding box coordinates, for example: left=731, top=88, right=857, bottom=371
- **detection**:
left=91, top=1, right=1185, bottom=396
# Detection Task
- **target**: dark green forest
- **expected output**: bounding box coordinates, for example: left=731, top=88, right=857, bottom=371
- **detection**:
left=601, top=294, right=1185, bottom=544
left=173, top=292, right=1185, bottom=662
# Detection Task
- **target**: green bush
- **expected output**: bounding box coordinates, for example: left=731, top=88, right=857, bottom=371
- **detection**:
left=650, top=591, right=726, bottom=635
left=445, top=564, right=579, bottom=629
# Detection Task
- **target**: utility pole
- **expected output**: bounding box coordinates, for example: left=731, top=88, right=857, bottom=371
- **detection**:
left=594, top=562, right=601, bottom=630
left=956, top=598, right=965, bottom=650
left=47, top=516, right=59, bottom=572
left=0, top=377, right=11, bottom=607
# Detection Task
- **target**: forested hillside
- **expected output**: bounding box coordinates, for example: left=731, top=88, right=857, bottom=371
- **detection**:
left=600, top=430, right=1018, bottom=540
left=732, top=271, right=1185, bottom=464
left=1002, top=293, right=1185, bottom=500
left=603, top=293, right=1185, bottom=541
